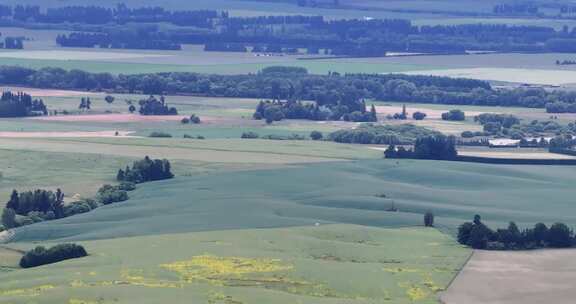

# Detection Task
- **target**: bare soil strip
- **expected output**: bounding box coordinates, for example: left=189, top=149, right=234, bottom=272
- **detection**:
left=0, top=131, right=135, bottom=138
left=0, top=86, right=101, bottom=97
left=441, top=249, right=576, bottom=304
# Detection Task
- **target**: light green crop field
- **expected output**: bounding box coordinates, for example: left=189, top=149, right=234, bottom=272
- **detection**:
left=0, top=225, right=470, bottom=304
left=7, top=159, right=576, bottom=244
left=0, top=57, right=443, bottom=75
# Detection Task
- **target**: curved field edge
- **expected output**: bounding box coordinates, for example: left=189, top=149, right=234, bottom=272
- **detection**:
left=0, top=224, right=470, bottom=304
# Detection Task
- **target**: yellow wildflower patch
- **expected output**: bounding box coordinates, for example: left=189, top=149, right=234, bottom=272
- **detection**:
left=406, top=286, right=428, bottom=301
left=383, top=267, right=421, bottom=274
left=0, top=284, right=55, bottom=297
left=160, top=255, right=293, bottom=284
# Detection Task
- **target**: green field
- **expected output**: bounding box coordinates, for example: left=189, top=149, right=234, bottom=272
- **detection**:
left=0, top=225, right=470, bottom=304
left=7, top=159, right=576, bottom=243
left=0, top=56, right=443, bottom=75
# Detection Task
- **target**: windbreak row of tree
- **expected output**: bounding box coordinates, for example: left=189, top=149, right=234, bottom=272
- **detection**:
left=1, top=157, right=174, bottom=230
left=56, top=32, right=182, bottom=50
left=4, top=4, right=226, bottom=27
left=8, top=4, right=576, bottom=54
left=6, top=65, right=576, bottom=114
left=0, top=91, right=47, bottom=117
left=329, top=124, right=441, bottom=145
left=458, top=215, right=575, bottom=250
left=253, top=100, right=377, bottom=123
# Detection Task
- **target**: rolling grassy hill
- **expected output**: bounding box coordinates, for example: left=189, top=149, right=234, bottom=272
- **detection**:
left=8, top=159, right=576, bottom=243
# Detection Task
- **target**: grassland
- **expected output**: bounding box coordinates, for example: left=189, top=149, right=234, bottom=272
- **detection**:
left=0, top=224, right=470, bottom=304
left=4, top=159, right=575, bottom=243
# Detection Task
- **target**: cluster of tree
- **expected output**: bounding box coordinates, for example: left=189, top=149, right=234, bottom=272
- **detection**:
left=0, top=36, right=24, bottom=49
left=441, top=109, right=466, bottom=121
left=2, top=189, right=64, bottom=229
left=138, top=96, right=178, bottom=115
left=458, top=215, right=575, bottom=250
left=117, top=156, right=174, bottom=184
left=0, top=91, right=47, bottom=117
left=384, top=135, right=458, bottom=160
left=56, top=32, right=182, bottom=51
left=474, top=113, right=520, bottom=135
left=253, top=100, right=377, bottom=123
left=181, top=114, right=201, bottom=124
left=6, top=65, right=576, bottom=111
left=20, top=244, right=87, bottom=268
left=329, top=124, right=441, bottom=145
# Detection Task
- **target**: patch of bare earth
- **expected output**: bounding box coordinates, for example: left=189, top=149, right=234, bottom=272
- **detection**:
left=0, top=86, right=100, bottom=97
left=441, top=249, right=576, bottom=304
left=29, top=113, right=232, bottom=124
left=0, top=131, right=136, bottom=138
left=374, top=105, right=486, bottom=120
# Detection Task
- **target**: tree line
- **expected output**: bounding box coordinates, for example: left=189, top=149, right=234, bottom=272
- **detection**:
left=6, top=65, right=576, bottom=114
left=8, top=4, right=576, bottom=54
left=458, top=215, right=575, bottom=250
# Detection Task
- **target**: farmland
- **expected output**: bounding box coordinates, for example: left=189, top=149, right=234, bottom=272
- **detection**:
left=2, top=0, right=576, bottom=303
left=0, top=225, right=470, bottom=304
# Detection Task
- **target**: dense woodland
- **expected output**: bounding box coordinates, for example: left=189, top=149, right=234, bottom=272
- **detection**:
left=4, top=4, right=576, bottom=53
left=0, top=91, right=47, bottom=117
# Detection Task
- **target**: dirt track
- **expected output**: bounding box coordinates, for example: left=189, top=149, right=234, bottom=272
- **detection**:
left=441, top=249, right=576, bottom=304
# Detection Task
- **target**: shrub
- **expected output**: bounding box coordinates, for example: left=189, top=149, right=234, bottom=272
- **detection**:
left=310, top=130, right=323, bottom=140
left=412, top=112, right=427, bottom=120
left=117, top=182, right=136, bottom=191
left=241, top=132, right=259, bottom=139
left=148, top=132, right=172, bottom=138
left=441, top=109, right=465, bottom=121
left=20, top=244, right=87, bottom=268
left=190, top=114, right=201, bottom=124
left=181, top=117, right=190, bottom=124
left=63, top=199, right=98, bottom=217
left=97, top=184, right=128, bottom=205
left=461, top=131, right=475, bottom=138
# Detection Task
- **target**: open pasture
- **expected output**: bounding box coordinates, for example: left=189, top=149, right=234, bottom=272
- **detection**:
left=0, top=224, right=470, bottom=304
